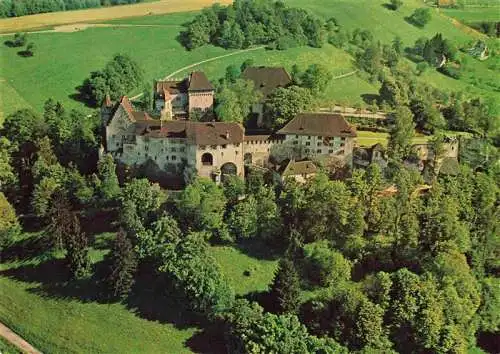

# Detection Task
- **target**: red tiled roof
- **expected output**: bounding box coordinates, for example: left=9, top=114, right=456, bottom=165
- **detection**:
left=278, top=113, right=357, bottom=137
left=155, top=80, right=187, bottom=95
left=282, top=160, right=318, bottom=176
left=242, top=66, right=292, bottom=98
left=188, top=71, right=214, bottom=91
left=137, top=121, right=243, bottom=145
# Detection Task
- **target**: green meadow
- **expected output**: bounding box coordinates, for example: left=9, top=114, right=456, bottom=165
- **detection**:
left=0, top=232, right=277, bottom=353
left=1, top=0, right=499, bottom=119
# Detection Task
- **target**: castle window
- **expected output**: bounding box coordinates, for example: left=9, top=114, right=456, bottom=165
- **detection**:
left=235, top=143, right=240, bottom=147
left=305, top=149, right=310, bottom=153
left=340, top=143, right=345, bottom=147
left=202, top=152, right=213, bottom=166
left=171, top=147, right=177, bottom=152
left=316, top=149, right=321, bottom=153
left=180, top=147, right=185, bottom=152
left=305, top=142, right=311, bottom=146
left=172, top=156, right=177, bottom=161
left=317, top=142, right=322, bottom=146
left=293, top=141, right=298, bottom=145
left=235, top=151, right=239, bottom=155
left=341, top=137, right=346, bottom=141
left=308, top=136, right=311, bottom=140
left=329, top=149, right=334, bottom=153
left=165, top=156, right=169, bottom=161
left=295, top=135, right=299, bottom=138
left=222, top=144, right=227, bottom=149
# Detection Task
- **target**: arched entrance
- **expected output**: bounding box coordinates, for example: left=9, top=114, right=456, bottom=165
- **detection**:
left=201, top=152, right=213, bottom=166
left=220, top=162, right=237, bottom=182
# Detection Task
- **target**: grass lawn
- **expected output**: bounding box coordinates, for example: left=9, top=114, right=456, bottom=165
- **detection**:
left=441, top=7, right=500, bottom=23
left=2, top=0, right=498, bottom=117
left=210, top=244, right=278, bottom=296
left=0, top=232, right=278, bottom=353
left=0, top=336, right=21, bottom=354
left=0, top=80, right=33, bottom=124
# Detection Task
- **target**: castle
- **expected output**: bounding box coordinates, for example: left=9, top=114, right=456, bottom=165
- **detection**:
left=101, top=71, right=357, bottom=183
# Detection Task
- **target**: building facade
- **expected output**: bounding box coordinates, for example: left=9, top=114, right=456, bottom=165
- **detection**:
left=102, top=71, right=357, bottom=183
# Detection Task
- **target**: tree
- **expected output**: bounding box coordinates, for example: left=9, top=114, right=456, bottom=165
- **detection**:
left=12, top=32, right=27, bottom=47
left=300, top=64, right=332, bottom=93
left=120, top=178, right=164, bottom=222
left=215, top=79, right=262, bottom=124
left=176, top=177, right=227, bottom=238
left=159, top=232, right=234, bottom=316
left=410, top=97, right=445, bottom=133
left=379, top=78, right=407, bottom=107
left=409, top=8, right=432, bottom=28
left=303, top=240, right=352, bottom=287
left=265, top=86, right=314, bottom=129
left=107, top=229, right=138, bottom=299
left=392, top=36, right=403, bottom=54
left=65, top=213, right=92, bottom=279
left=240, top=58, right=254, bottom=72
left=0, top=137, right=16, bottom=188
left=224, top=64, right=241, bottom=83
left=223, top=300, right=348, bottom=354
left=227, top=195, right=258, bottom=239
left=81, top=54, right=143, bottom=106
left=388, top=106, right=415, bottom=160
left=0, top=192, right=20, bottom=249
left=96, top=154, right=120, bottom=202
left=219, top=21, right=245, bottom=49
left=389, top=0, right=403, bottom=10
left=24, top=42, right=35, bottom=56
left=222, top=175, right=245, bottom=206
left=1, top=109, right=46, bottom=148
left=270, top=258, right=301, bottom=314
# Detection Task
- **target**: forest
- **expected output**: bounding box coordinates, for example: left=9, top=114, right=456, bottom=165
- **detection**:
left=0, top=0, right=144, bottom=18
left=180, top=0, right=329, bottom=50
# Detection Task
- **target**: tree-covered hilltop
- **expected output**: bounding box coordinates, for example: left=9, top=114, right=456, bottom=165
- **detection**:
left=0, top=0, right=144, bottom=18
left=180, top=0, right=332, bottom=50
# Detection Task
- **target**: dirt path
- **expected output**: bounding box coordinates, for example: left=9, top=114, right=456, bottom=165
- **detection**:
left=0, top=0, right=231, bottom=33
left=0, top=321, right=42, bottom=354
left=163, top=46, right=265, bottom=80
left=0, top=22, right=184, bottom=36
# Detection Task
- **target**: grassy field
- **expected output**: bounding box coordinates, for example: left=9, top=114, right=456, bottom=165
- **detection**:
left=441, top=7, right=500, bottom=22
left=2, top=0, right=499, bottom=120
left=0, top=80, right=33, bottom=124
left=0, top=336, right=21, bottom=354
left=0, top=232, right=276, bottom=353
left=210, top=244, right=277, bottom=296
left=0, top=0, right=231, bottom=33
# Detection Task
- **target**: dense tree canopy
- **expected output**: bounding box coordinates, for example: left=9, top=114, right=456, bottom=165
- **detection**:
left=181, top=0, right=327, bottom=50
left=80, top=54, right=143, bottom=106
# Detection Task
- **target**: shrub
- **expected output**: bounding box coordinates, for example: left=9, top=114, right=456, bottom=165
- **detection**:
left=438, top=64, right=462, bottom=79
left=303, top=240, right=352, bottom=287
left=408, top=8, right=432, bottom=28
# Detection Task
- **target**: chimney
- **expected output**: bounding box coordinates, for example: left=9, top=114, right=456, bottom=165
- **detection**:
left=225, top=130, right=230, bottom=139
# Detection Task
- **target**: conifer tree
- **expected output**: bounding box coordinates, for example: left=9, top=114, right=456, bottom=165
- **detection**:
left=107, top=228, right=138, bottom=299
left=47, top=191, right=73, bottom=250
left=270, top=258, right=301, bottom=314
left=65, top=213, right=91, bottom=279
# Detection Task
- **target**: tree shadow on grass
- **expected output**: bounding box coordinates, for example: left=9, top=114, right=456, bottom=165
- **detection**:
left=125, top=263, right=205, bottom=329
left=68, top=84, right=97, bottom=108
left=1, top=233, right=53, bottom=263
left=361, top=93, right=380, bottom=105
left=185, top=323, right=227, bottom=354
left=234, top=239, right=281, bottom=261
left=0, top=256, right=113, bottom=304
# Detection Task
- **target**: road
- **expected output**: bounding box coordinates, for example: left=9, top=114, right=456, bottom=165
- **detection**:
left=0, top=321, right=42, bottom=354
